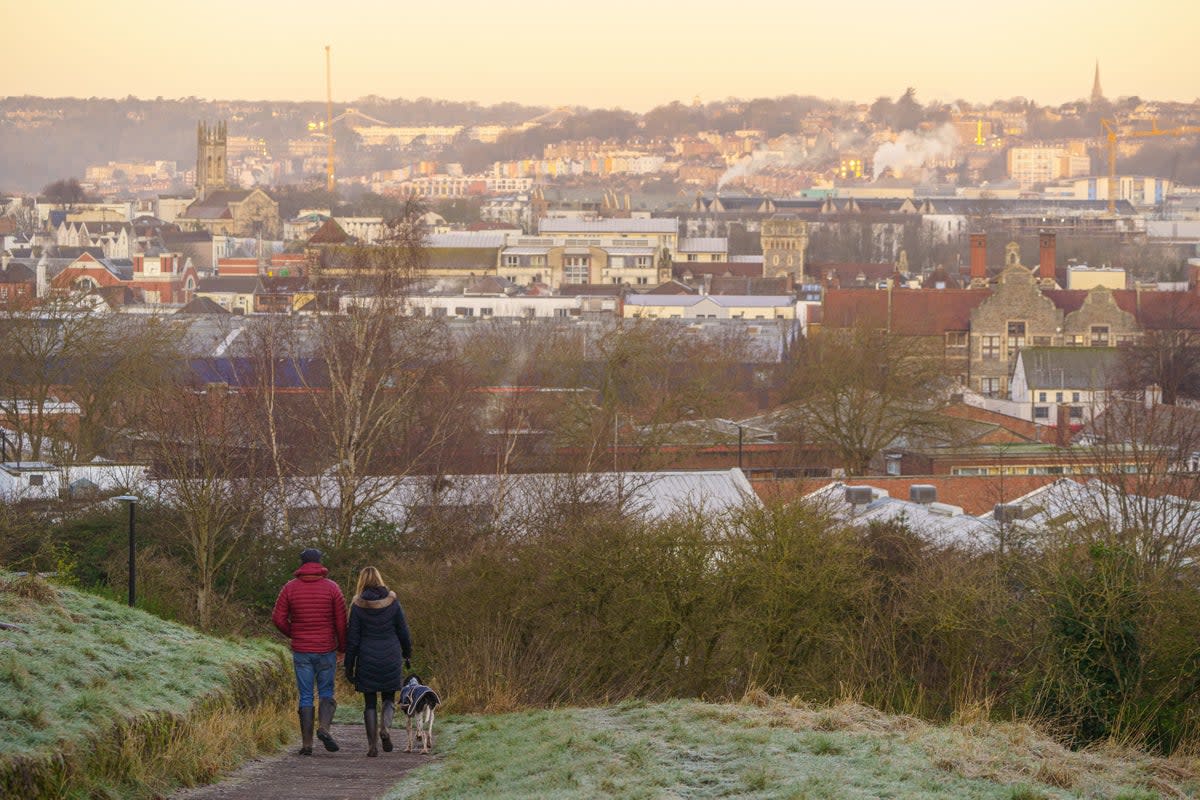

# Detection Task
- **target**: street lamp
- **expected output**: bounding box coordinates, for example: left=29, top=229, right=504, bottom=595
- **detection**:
left=715, top=419, right=745, bottom=470
left=114, top=495, right=138, bottom=606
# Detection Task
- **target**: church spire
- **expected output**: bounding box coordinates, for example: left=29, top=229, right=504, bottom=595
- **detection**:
left=1091, top=61, right=1104, bottom=104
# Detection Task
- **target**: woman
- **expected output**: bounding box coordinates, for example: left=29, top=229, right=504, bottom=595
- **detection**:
left=344, top=566, right=413, bottom=756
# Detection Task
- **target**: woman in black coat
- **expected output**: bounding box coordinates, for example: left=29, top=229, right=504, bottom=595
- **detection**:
left=344, top=566, right=413, bottom=756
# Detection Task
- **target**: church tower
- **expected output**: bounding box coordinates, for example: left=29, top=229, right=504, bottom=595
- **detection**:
left=1090, top=61, right=1104, bottom=105
left=195, top=121, right=228, bottom=201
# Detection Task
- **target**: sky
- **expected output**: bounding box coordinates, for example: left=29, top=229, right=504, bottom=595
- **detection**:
left=4, top=0, right=1197, bottom=111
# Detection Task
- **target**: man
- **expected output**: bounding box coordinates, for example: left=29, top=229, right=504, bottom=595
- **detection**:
left=272, top=548, right=347, bottom=755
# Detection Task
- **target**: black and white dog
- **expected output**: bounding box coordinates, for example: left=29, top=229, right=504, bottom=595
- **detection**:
left=399, top=675, right=441, bottom=753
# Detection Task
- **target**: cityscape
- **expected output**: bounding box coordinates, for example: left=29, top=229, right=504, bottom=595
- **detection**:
left=5, top=2, right=1200, bottom=797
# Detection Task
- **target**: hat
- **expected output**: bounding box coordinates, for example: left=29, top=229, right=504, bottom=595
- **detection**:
left=299, top=548, right=323, bottom=564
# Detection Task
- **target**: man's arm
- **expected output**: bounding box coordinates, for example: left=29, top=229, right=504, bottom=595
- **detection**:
left=332, top=585, right=348, bottom=654
left=271, top=583, right=292, bottom=638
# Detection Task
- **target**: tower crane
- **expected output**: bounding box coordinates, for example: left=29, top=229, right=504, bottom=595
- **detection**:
left=1102, top=118, right=1200, bottom=214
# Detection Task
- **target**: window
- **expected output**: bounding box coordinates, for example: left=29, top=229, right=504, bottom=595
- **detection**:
left=432, top=307, right=448, bottom=317
left=1006, top=321, right=1026, bottom=351
left=609, top=257, right=624, bottom=269
left=1055, top=392, right=1063, bottom=403
left=1066, top=334, right=1084, bottom=346
left=530, top=256, right=547, bottom=267
left=1038, top=392, right=1047, bottom=402
left=946, top=331, right=967, bottom=348
left=480, top=307, right=493, bottom=317
left=554, top=308, right=570, bottom=318
left=1034, top=406, right=1049, bottom=419
left=455, top=307, right=474, bottom=317
left=636, top=277, right=649, bottom=285
left=981, top=335, right=1001, bottom=359
left=1033, top=336, right=1052, bottom=346
left=1090, top=326, right=1109, bottom=346
left=1072, top=392, right=1080, bottom=402
left=503, top=255, right=519, bottom=267
left=1069, top=406, right=1083, bottom=419
left=564, top=256, right=589, bottom=284
left=28, top=474, right=44, bottom=487
left=635, top=256, right=651, bottom=268
left=980, top=377, right=1000, bottom=397
left=687, top=254, right=698, bottom=261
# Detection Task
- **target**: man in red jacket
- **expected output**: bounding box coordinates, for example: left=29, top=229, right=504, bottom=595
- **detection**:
left=272, top=548, right=347, bottom=755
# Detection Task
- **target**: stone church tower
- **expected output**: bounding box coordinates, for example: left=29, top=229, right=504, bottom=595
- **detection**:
left=761, top=214, right=808, bottom=282
left=195, top=121, right=228, bottom=201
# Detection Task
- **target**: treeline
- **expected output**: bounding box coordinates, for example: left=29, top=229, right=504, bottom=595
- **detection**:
left=7, top=482, right=1200, bottom=755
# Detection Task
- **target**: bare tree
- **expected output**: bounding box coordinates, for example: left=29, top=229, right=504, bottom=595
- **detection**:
left=781, top=326, right=952, bottom=476
left=1118, top=293, right=1200, bottom=406
left=145, top=385, right=268, bottom=630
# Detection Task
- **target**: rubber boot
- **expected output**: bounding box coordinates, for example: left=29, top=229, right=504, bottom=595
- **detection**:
left=364, top=707, right=379, bottom=757
left=298, top=707, right=315, bottom=755
left=380, top=699, right=394, bottom=752
left=316, top=698, right=339, bottom=752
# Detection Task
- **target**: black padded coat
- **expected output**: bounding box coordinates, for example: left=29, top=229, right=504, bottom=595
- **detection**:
left=345, top=587, right=413, bottom=693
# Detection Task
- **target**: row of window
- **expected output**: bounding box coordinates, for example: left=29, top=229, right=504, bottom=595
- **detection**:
left=975, top=324, right=1122, bottom=359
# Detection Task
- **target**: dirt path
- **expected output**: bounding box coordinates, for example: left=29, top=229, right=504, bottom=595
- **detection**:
left=171, top=723, right=432, bottom=800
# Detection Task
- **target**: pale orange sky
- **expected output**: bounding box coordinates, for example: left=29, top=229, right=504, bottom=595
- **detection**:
left=4, top=0, right=1197, bottom=111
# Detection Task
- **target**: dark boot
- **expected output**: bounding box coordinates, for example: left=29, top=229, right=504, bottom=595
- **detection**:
left=364, top=707, right=379, bottom=757
left=298, top=707, right=315, bottom=755
left=380, top=699, right=394, bottom=752
left=316, top=698, right=339, bottom=752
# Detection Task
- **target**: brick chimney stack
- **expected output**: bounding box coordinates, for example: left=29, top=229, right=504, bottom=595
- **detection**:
left=969, top=233, right=987, bottom=283
left=1039, top=232, right=1056, bottom=282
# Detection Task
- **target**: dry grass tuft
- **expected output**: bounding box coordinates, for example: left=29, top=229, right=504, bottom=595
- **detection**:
left=2, top=573, right=60, bottom=603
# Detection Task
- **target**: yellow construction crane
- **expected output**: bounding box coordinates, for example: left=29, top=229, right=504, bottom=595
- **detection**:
left=1102, top=118, right=1200, bottom=214
left=325, top=45, right=335, bottom=194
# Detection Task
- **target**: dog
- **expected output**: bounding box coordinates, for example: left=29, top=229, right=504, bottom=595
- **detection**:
left=399, top=675, right=441, bottom=753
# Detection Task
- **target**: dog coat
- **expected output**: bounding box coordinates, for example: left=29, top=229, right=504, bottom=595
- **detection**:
left=399, top=677, right=440, bottom=717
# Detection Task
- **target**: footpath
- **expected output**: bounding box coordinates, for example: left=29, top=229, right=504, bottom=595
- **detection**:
left=171, top=723, right=430, bottom=800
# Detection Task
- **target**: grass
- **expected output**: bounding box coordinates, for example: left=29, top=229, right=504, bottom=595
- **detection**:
left=0, top=572, right=295, bottom=799
left=383, top=697, right=1200, bottom=799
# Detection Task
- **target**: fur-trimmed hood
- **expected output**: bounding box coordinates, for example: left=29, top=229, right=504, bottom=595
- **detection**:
left=352, top=589, right=396, bottom=609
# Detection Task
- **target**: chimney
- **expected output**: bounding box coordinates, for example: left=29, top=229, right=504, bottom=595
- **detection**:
left=1039, top=232, right=1056, bottom=282
left=969, top=233, right=987, bottom=282
left=1055, top=404, right=1070, bottom=447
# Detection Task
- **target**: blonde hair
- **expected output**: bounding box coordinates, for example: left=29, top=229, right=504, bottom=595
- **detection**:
left=355, top=566, right=386, bottom=598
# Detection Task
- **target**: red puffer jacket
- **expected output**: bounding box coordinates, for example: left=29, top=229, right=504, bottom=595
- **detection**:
left=271, top=563, right=347, bottom=654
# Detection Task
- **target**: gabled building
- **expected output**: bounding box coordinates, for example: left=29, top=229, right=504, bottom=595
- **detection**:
left=179, top=188, right=281, bottom=239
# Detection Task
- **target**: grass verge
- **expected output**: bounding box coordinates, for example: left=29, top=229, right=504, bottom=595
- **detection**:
left=383, top=696, right=1200, bottom=799
left=0, top=573, right=294, bottom=799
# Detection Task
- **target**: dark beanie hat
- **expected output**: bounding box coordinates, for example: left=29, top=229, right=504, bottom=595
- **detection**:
left=299, top=548, right=323, bottom=564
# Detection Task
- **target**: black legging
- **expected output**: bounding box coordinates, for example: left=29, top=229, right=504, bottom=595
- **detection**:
left=362, top=691, right=396, bottom=712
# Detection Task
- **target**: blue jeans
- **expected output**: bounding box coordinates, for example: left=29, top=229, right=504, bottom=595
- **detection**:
left=293, top=651, right=337, bottom=709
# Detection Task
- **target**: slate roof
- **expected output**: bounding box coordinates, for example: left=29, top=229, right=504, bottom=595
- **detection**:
left=427, top=232, right=508, bottom=248
left=307, top=218, right=350, bottom=244
left=1016, top=347, right=1122, bottom=390
left=196, top=276, right=260, bottom=294
left=181, top=189, right=257, bottom=220
left=674, top=262, right=764, bottom=279
left=538, top=218, right=678, bottom=235
left=708, top=277, right=792, bottom=296
left=176, top=296, right=231, bottom=315
left=0, top=262, right=34, bottom=283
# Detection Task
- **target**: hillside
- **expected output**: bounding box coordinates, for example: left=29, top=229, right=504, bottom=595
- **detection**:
left=0, top=573, right=293, bottom=799
left=386, top=698, right=1200, bottom=799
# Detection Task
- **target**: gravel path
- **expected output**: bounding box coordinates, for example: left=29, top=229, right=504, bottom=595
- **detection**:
left=171, top=722, right=432, bottom=800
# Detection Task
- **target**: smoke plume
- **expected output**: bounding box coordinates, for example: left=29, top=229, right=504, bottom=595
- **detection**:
left=871, top=123, right=960, bottom=181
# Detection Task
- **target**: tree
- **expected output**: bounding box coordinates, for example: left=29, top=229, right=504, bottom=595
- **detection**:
left=145, top=384, right=269, bottom=630
left=40, top=178, right=93, bottom=207
left=781, top=326, right=951, bottom=475
left=1118, top=293, right=1200, bottom=405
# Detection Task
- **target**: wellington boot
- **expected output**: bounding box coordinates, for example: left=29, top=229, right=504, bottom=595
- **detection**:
left=298, top=707, right=315, bottom=755
left=316, top=698, right=339, bottom=752
left=364, top=707, right=379, bottom=757
left=380, top=699, right=394, bottom=752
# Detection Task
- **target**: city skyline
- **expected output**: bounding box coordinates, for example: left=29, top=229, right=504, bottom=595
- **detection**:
left=5, top=0, right=1198, bottom=112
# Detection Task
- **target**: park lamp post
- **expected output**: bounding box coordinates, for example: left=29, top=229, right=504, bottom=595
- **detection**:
left=715, top=419, right=745, bottom=470
left=114, top=495, right=138, bottom=607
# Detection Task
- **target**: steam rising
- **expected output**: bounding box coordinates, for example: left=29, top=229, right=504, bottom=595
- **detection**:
left=871, top=123, right=960, bottom=181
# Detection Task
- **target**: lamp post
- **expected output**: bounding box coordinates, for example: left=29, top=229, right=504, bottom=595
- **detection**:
left=114, top=495, right=138, bottom=607
left=715, top=419, right=744, bottom=470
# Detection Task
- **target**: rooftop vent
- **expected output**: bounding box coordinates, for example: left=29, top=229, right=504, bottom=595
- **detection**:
left=993, top=502, right=1034, bottom=523
left=910, top=485, right=937, bottom=504
left=844, top=486, right=874, bottom=506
